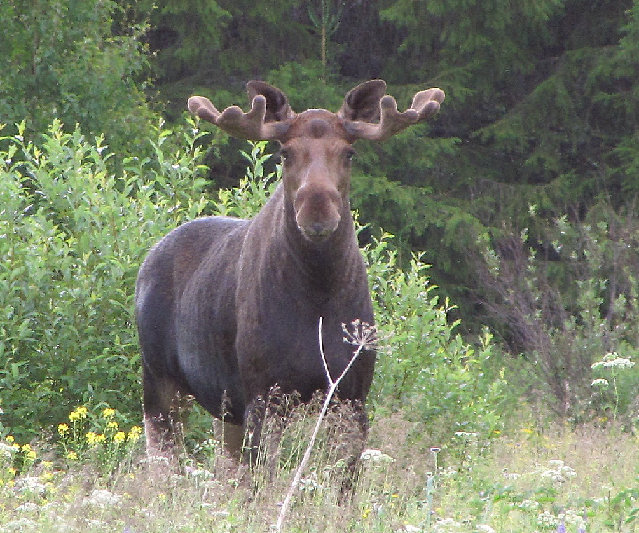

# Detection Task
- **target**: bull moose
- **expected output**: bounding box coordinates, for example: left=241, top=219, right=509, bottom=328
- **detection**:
left=135, top=80, right=444, bottom=461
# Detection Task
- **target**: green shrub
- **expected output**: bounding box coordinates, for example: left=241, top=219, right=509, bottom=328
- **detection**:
left=474, top=206, right=639, bottom=421
left=0, top=120, right=210, bottom=441
left=365, top=234, right=507, bottom=442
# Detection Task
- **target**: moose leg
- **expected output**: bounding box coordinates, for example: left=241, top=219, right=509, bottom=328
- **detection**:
left=242, top=397, right=266, bottom=467
left=212, top=419, right=245, bottom=459
left=142, top=368, right=185, bottom=461
left=329, top=400, right=369, bottom=499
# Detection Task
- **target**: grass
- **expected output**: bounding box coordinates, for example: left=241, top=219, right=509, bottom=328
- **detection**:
left=1, top=405, right=638, bottom=533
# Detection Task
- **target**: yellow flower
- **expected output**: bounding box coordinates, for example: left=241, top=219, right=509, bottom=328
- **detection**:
left=86, top=432, right=106, bottom=445
left=102, top=408, right=116, bottom=419
left=113, top=432, right=126, bottom=444
left=6, top=436, right=14, bottom=443
left=107, top=420, right=119, bottom=430
left=66, top=451, right=78, bottom=460
left=58, top=423, right=70, bottom=436
left=128, top=426, right=143, bottom=442
left=69, top=406, right=88, bottom=422
left=21, top=444, right=36, bottom=461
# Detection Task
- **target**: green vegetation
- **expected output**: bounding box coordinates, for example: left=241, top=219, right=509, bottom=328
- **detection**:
left=1, top=405, right=639, bottom=532
left=1, top=122, right=638, bottom=532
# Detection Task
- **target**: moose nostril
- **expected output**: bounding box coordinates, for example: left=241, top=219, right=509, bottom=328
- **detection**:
left=307, top=222, right=329, bottom=236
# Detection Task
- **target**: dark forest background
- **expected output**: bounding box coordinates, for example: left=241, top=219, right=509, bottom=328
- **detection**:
left=2, top=0, right=639, bottom=426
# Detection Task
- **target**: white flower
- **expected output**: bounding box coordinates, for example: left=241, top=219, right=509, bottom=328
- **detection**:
left=13, top=476, right=47, bottom=497
left=592, top=352, right=635, bottom=370
left=519, top=499, right=540, bottom=510
left=361, top=449, right=395, bottom=463
left=537, top=510, right=558, bottom=527
left=1, top=518, right=38, bottom=532
left=84, top=489, right=122, bottom=508
left=433, top=518, right=463, bottom=532
left=16, top=502, right=40, bottom=514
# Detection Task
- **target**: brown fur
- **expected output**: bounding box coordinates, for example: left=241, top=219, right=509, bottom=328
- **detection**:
left=135, top=80, right=444, bottom=461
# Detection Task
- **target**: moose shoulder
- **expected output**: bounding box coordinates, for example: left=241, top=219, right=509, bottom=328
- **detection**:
left=135, top=80, right=444, bottom=459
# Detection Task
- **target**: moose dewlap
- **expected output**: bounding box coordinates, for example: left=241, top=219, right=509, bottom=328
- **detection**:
left=135, top=80, right=444, bottom=460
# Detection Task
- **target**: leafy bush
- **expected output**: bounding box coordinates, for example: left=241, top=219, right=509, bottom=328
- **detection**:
left=0, top=120, right=210, bottom=441
left=474, top=205, right=639, bottom=421
left=0, top=0, right=156, bottom=159
left=365, top=234, right=507, bottom=441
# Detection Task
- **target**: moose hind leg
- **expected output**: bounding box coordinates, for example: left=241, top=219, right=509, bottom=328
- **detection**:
left=212, top=419, right=245, bottom=459
left=143, top=368, right=185, bottom=461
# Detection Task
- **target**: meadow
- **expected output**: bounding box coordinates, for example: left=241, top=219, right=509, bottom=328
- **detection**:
left=1, top=404, right=638, bottom=532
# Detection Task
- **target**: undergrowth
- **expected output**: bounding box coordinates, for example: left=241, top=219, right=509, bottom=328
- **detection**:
left=1, top=406, right=638, bottom=533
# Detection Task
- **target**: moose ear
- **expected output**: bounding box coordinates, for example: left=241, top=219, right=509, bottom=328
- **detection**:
left=246, top=81, right=294, bottom=123
left=338, top=80, right=387, bottom=122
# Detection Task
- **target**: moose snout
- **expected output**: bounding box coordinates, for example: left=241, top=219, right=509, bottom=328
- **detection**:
left=294, top=185, right=342, bottom=242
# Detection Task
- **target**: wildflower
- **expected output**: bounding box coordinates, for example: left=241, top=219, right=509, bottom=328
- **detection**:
left=591, top=352, right=635, bottom=370
left=342, top=319, right=378, bottom=350
left=360, top=449, right=395, bottom=463
left=84, top=489, right=122, bottom=508
left=538, top=511, right=556, bottom=528
left=21, top=443, right=36, bottom=462
left=591, top=378, right=608, bottom=386
left=14, top=476, right=47, bottom=496
left=519, top=499, right=539, bottom=510
left=128, top=426, right=143, bottom=442
left=107, top=420, right=119, bottom=430
left=6, top=436, right=15, bottom=443
left=541, top=460, right=577, bottom=483
left=66, top=451, right=78, bottom=461
left=69, top=406, right=88, bottom=421
left=0, top=442, right=16, bottom=460
left=113, top=432, right=126, bottom=444
left=57, top=423, right=70, bottom=436
left=102, top=407, right=116, bottom=418
left=86, top=432, right=106, bottom=445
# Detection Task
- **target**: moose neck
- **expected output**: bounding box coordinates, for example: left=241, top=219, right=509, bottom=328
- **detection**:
left=279, top=189, right=358, bottom=292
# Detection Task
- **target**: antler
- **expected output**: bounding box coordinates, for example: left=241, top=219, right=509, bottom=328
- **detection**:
left=188, top=80, right=444, bottom=143
left=342, top=86, right=445, bottom=142
left=187, top=81, right=293, bottom=141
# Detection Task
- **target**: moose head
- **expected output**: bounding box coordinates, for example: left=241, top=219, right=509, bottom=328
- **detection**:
left=187, top=80, right=444, bottom=243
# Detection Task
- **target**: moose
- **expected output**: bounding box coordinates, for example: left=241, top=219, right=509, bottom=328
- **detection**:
left=135, top=80, right=444, bottom=462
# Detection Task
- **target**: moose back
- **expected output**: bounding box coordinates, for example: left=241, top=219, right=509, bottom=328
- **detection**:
left=135, top=80, right=444, bottom=459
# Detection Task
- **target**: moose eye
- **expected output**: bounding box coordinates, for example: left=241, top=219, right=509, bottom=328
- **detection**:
left=279, top=148, right=291, bottom=163
left=345, top=149, right=356, bottom=162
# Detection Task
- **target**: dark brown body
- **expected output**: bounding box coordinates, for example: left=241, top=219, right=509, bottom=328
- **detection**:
left=135, top=80, right=444, bottom=458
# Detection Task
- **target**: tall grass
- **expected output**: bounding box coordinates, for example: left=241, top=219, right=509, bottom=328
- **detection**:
left=1, top=409, right=638, bottom=532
